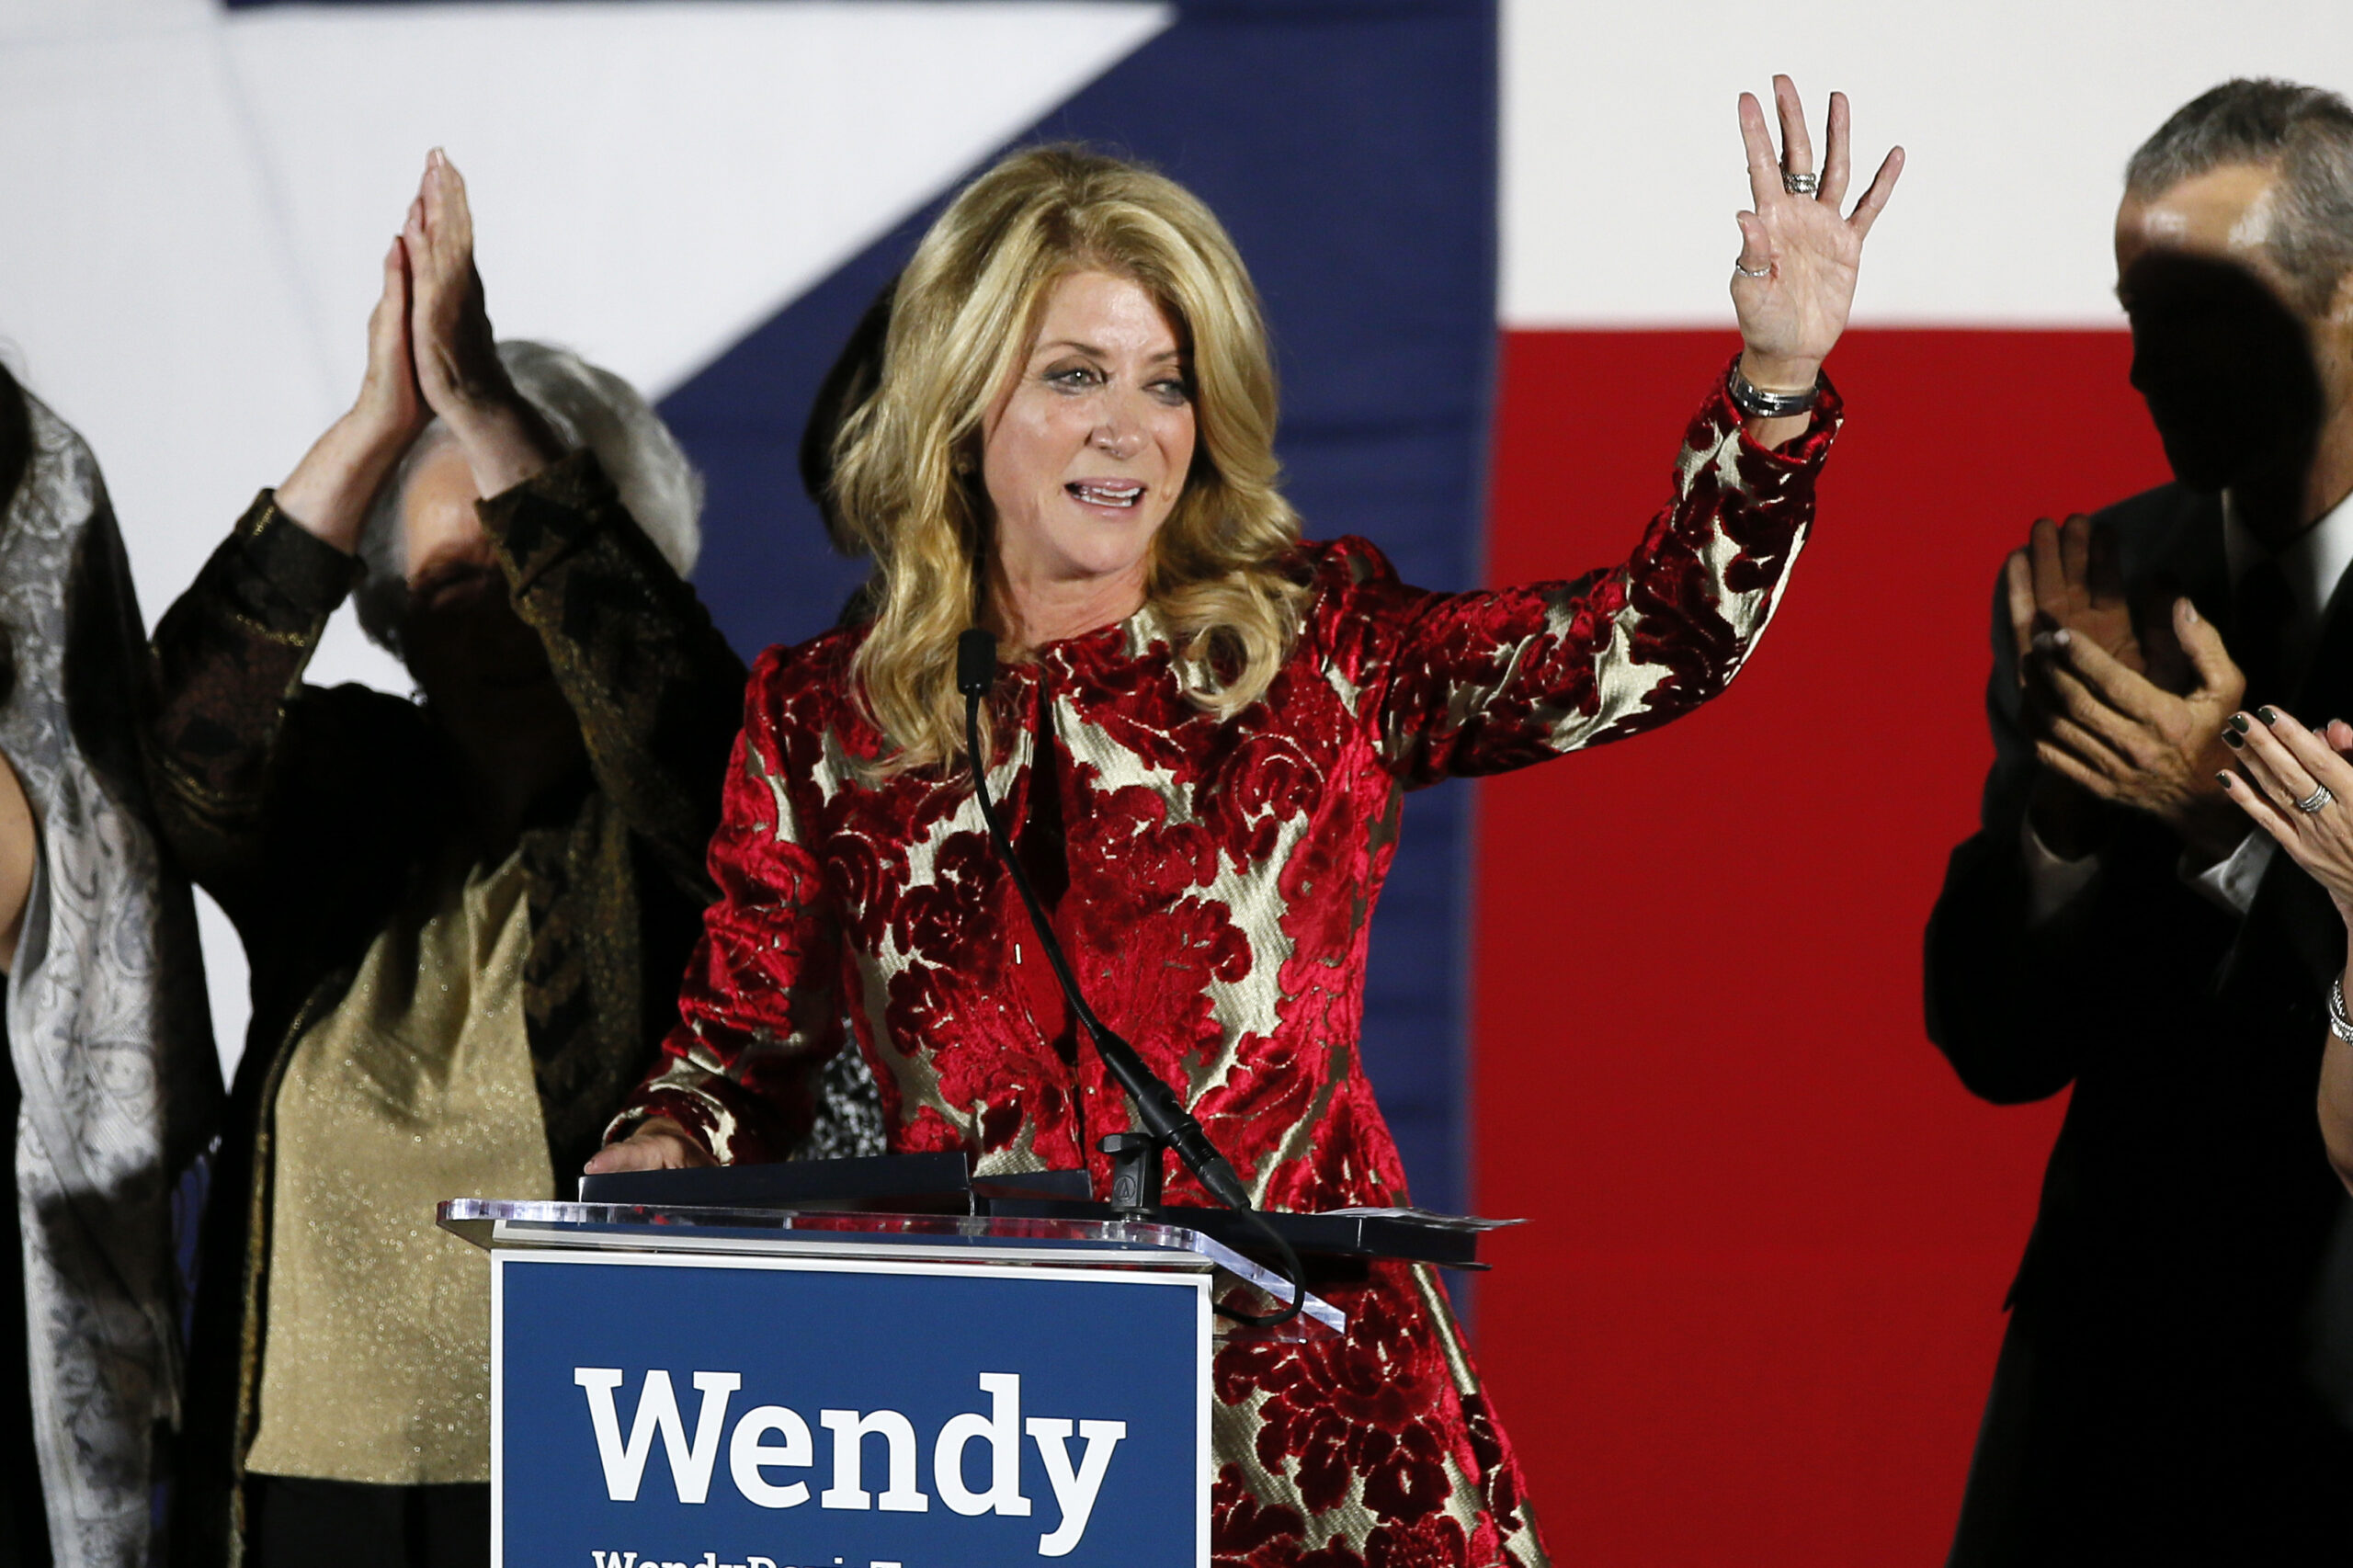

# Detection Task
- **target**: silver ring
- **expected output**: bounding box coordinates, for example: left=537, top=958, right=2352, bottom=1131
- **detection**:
left=1782, top=168, right=1820, bottom=197
left=2298, top=782, right=2336, bottom=813
left=1733, top=260, right=1772, bottom=278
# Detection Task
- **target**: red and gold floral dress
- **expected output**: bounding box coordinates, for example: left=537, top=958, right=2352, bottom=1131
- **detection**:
left=616, top=374, right=1838, bottom=1566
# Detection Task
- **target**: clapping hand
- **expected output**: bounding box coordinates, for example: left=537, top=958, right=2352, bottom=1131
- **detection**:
left=404, top=149, right=562, bottom=496
left=2219, top=709, right=2353, bottom=925
left=354, top=236, right=428, bottom=465
left=2009, top=514, right=2248, bottom=861
left=2009, top=515, right=2148, bottom=680
left=277, top=150, right=559, bottom=549
left=1730, top=75, right=1904, bottom=441
left=276, top=234, right=430, bottom=551
left=2224, top=710, right=2353, bottom=1191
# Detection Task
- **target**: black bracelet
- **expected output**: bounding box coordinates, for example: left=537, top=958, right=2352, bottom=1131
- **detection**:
left=1728, top=362, right=1821, bottom=421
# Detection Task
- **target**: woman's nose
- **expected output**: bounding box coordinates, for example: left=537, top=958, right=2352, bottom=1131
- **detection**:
left=1088, top=386, right=1152, bottom=459
left=1088, top=419, right=1142, bottom=460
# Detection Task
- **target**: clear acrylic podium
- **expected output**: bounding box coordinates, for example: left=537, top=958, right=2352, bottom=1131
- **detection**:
left=438, top=1199, right=1346, bottom=1568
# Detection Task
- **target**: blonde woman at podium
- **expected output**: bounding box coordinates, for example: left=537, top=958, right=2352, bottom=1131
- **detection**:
left=595, top=81, right=1900, bottom=1565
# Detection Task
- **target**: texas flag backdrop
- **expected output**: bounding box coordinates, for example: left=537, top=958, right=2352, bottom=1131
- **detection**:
left=6, top=0, right=2347, bottom=1561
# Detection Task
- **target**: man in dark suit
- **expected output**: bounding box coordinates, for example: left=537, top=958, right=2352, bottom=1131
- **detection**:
left=1928, top=79, right=2353, bottom=1565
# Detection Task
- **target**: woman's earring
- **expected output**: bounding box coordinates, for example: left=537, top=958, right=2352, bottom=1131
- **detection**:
left=952, top=451, right=975, bottom=477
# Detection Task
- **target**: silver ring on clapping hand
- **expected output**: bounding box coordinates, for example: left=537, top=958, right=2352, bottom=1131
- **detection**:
left=1733, top=260, right=1772, bottom=278
left=2297, top=782, right=2336, bottom=813
left=1782, top=168, right=1820, bottom=197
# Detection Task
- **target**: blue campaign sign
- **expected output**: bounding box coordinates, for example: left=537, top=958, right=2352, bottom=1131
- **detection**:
left=494, top=1250, right=1209, bottom=1568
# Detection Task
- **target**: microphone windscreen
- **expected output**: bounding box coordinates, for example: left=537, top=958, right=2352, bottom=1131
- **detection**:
left=957, top=629, right=997, bottom=697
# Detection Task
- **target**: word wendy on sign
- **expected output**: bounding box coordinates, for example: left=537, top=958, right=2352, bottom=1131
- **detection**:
left=571, top=1369, right=1126, bottom=1558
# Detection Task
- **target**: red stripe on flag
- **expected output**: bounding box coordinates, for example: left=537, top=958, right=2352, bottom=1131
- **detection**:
left=1472, top=328, right=2169, bottom=1564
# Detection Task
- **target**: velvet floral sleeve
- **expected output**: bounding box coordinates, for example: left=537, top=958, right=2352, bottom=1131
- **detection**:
left=1324, top=359, right=1839, bottom=786
left=607, top=646, right=844, bottom=1163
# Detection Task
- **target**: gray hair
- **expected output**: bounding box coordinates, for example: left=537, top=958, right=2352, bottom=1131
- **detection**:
left=354, top=340, right=704, bottom=656
left=2126, top=77, right=2353, bottom=316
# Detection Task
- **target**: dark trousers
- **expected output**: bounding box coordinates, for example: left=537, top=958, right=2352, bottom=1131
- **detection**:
left=250, top=1477, right=489, bottom=1568
left=1949, top=1297, right=2353, bottom=1566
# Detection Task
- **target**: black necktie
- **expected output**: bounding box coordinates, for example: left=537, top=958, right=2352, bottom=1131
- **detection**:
left=2234, top=556, right=2296, bottom=708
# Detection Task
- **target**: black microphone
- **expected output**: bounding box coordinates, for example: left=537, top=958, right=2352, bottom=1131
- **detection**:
left=956, top=628, right=995, bottom=699
left=954, top=631, right=1259, bottom=1213
left=958, top=631, right=1306, bottom=1325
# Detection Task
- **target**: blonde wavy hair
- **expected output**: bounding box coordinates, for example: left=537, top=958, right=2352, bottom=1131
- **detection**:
left=831, top=144, right=1309, bottom=775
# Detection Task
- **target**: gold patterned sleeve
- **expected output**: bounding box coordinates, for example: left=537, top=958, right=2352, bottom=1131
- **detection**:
left=476, top=450, right=750, bottom=898
left=142, top=492, right=359, bottom=900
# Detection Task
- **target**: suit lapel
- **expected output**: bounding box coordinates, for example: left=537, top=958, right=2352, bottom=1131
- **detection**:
left=2292, top=559, right=2353, bottom=721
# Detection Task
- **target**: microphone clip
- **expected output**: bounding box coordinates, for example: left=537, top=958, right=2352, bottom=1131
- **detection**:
left=1098, top=1131, right=1166, bottom=1216
left=957, top=628, right=997, bottom=698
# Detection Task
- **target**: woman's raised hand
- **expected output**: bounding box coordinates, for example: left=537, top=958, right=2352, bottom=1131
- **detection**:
left=275, top=236, right=431, bottom=551
left=2219, top=709, right=2353, bottom=925
left=403, top=149, right=563, bottom=496
left=356, top=236, right=426, bottom=456
left=1731, top=76, right=1904, bottom=397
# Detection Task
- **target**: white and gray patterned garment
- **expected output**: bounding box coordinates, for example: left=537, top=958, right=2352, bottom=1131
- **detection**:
left=4, top=392, right=218, bottom=1568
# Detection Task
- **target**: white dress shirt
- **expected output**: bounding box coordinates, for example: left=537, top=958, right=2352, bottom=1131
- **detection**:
left=2024, top=486, right=2353, bottom=925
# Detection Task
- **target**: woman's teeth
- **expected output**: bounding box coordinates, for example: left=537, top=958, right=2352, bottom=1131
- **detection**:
left=1068, top=482, right=1142, bottom=508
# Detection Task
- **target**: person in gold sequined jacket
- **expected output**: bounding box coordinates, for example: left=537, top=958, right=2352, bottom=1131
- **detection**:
left=154, top=152, right=750, bottom=1568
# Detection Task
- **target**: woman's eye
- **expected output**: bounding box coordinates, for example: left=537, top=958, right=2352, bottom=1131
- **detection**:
left=1045, top=365, right=1099, bottom=390
left=1151, top=378, right=1192, bottom=405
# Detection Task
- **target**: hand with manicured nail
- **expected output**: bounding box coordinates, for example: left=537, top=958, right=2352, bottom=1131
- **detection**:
left=2217, top=707, right=2353, bottom=923
left=2223, top=709, right=2353, bottom=1201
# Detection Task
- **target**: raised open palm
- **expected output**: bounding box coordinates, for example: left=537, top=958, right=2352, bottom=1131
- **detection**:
left=1732, top=76, right=1904, bottom=383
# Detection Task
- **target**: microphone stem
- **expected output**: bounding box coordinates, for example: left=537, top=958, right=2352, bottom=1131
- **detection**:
left=962, top=685, right=1304, bottom=1326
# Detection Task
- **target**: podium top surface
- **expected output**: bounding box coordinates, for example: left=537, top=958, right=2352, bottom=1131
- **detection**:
left=576, top=1154, right=1515, bottom=1268
left=438, top=1199, right=1347, bottom=1334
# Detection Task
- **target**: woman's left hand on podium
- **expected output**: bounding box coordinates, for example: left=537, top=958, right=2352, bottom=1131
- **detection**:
left=583, top=1116, right=717, bottom=1175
